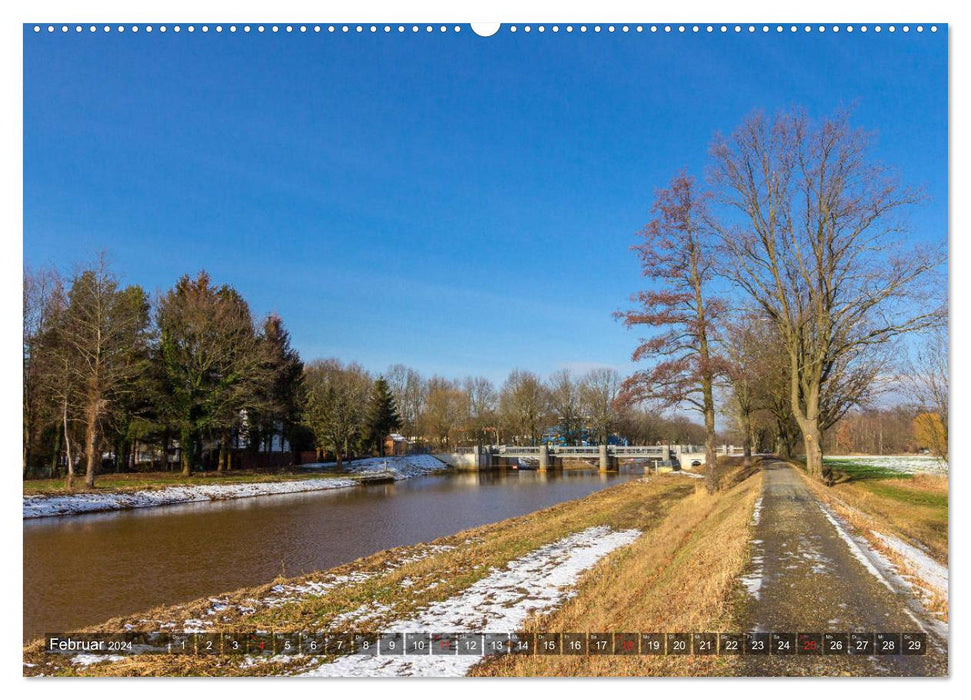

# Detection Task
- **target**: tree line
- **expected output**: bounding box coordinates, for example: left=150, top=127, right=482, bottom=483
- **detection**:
left=23, top=259, right=306, bottom=487
left=24, top=108, right=948, bottom=492
left=23, top=258, right=711, bottom=487
left=616, top=107, right=947, bottom=492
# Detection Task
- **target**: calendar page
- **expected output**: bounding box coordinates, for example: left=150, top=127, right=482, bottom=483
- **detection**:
left=20, top=10, right=949, bottom=682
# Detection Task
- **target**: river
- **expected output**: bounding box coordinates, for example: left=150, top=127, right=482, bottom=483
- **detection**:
left=23, top=467, right=643, bottom=641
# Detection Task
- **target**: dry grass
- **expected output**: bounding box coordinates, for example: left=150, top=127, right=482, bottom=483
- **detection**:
left=808, top=468, right=947, bottom=565
left=470, top=464, right=762, bottom=677
left=24, top=476, right=697, bottom=677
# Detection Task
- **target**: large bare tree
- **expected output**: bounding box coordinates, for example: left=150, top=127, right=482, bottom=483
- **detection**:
left=423, top=376, right=466, bottom=448
left=709, top=109, right=942, bottom=483
left=59, top=258, right=151, bottom=488
left=462, top=376, right=499, bottom=446
left=616, top=173, right=726, bottom=493
left=385, top=364, right=427, bottom=442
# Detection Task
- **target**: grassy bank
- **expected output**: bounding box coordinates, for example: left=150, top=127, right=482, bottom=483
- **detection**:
left=23, top=470, right=351, bottom=496
left=807, top=460, right=947, bottom=564
left=472, top=462, right=762, bottom=677
left=24, top=461, right=763, bottom=677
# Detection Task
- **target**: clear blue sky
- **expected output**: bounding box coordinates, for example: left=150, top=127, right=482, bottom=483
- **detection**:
left=23, top=25, right=947, bottom=383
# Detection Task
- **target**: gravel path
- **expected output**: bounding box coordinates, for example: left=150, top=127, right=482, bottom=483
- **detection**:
left=736, top=461, right=947, bottom=676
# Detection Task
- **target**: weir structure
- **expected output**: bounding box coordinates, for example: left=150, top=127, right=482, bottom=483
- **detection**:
left=493, top=444, right=684, bottom=472
left=436, top=444, right=744, bottom=472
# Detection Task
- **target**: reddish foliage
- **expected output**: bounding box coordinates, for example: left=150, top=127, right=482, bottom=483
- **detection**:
left=615, top=173, right=726, bottom=413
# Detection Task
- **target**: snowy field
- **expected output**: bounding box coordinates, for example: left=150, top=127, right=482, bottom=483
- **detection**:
left=300, top=525, right=641, bottom=677
left=23, top=455, right=451, bottom=520
left=824, top=454, right=948, bottom=474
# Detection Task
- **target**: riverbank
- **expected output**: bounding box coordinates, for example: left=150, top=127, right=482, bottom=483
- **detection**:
left=23, top=455, right=450, bottom=519
left=23, top=462, right=763, bottom=677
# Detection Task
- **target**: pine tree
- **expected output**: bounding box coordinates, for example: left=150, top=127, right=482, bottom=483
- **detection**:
left=366, top=377, right=402, bottom=457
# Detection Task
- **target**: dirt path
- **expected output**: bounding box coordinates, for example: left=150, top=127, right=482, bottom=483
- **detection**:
left=736, top=461, right=947, bottom=676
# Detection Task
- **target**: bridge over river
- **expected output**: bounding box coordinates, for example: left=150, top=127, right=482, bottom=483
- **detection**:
left=437, top=444, right=743, bottom=472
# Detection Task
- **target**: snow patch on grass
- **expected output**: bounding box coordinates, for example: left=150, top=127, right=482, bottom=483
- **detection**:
left=825, top=454, right=947, bottom=474
left=870, top=530, right=948, bottom=598
left=667, top=470, right=704, bottom=480
left=71, top=654, right=125, bottom=666
left=300, top=525, right=641, bottom=677
left=23, top=477, right=358, bottom=519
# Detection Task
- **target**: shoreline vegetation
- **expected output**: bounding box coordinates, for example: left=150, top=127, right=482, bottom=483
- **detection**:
left=23, top=459, right=760, bottom=677
left=23, top=455, right=451, bottom=519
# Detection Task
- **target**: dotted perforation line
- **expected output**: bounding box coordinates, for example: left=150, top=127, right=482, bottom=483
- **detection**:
left=505, top=24, right=937, bottom=34
left=31, top=24, right=466, bottom=34
left=31, top=23, right=940, bottom=35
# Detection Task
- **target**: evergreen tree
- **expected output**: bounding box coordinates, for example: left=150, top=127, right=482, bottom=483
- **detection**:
left=366, top=377, right=402, bottom=456
left=253, top=314, right=304, bottom=453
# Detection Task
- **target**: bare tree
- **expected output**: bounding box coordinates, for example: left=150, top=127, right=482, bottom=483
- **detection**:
left=908, top=320, right=948, bottom=460
left=547, top=369, right=584, bottom=445
left=462, top=376, right=498, bottom=446
left=580, top=367, right=621, bottom=445
left=723, top=314, right=762, bottom=466
left=499, top=369, right=549, bottom=445
left=709, top=109, right=941, bottom=483
left=59, top=257, right=151, bottom=487
left=423, top=376, right=466, bottom=448
left=616, top=173, right=726, bottom=493
left=23, top=266, right=63, bottom=477
left=386, top=364, right=427, bottom=442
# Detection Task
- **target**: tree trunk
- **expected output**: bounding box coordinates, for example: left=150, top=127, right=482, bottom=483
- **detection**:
left=798, top=419, right=832, bottom=484
left=50, top=428, right=62, bottom=479
left=63, top=401, right=74, bottom=490
left=84, top=400, right=98, bottom=489
left=217, top=430, right=230, bottom=472
left=180, top=429, right=193, bottom=477
left=741, top=410, right=753, bottom=467
left=23, top=432, right=30, bottom=479
left=703, top=399, right=718, bottom=495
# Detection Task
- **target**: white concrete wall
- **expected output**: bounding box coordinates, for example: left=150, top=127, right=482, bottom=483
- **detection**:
left=434, top=452, right=482, bottom=469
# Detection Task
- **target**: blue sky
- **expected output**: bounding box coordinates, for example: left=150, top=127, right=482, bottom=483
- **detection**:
left=23, top=25, right=947, bottom=383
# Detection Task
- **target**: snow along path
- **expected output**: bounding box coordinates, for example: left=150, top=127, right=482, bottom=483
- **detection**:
left=24, top=455, right=451, bottom=519
left=870, top=530, right=949, bottom=599
left=300, top=525, right=641, bottom=677
left=737, top=461, right=946, bottom=676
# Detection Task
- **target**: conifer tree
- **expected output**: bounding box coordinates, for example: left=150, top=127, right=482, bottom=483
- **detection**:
left=366, top=377, right=402, bottom=456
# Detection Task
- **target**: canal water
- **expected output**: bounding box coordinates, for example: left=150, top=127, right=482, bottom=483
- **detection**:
left=23, top=468, right=643, bottom=641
